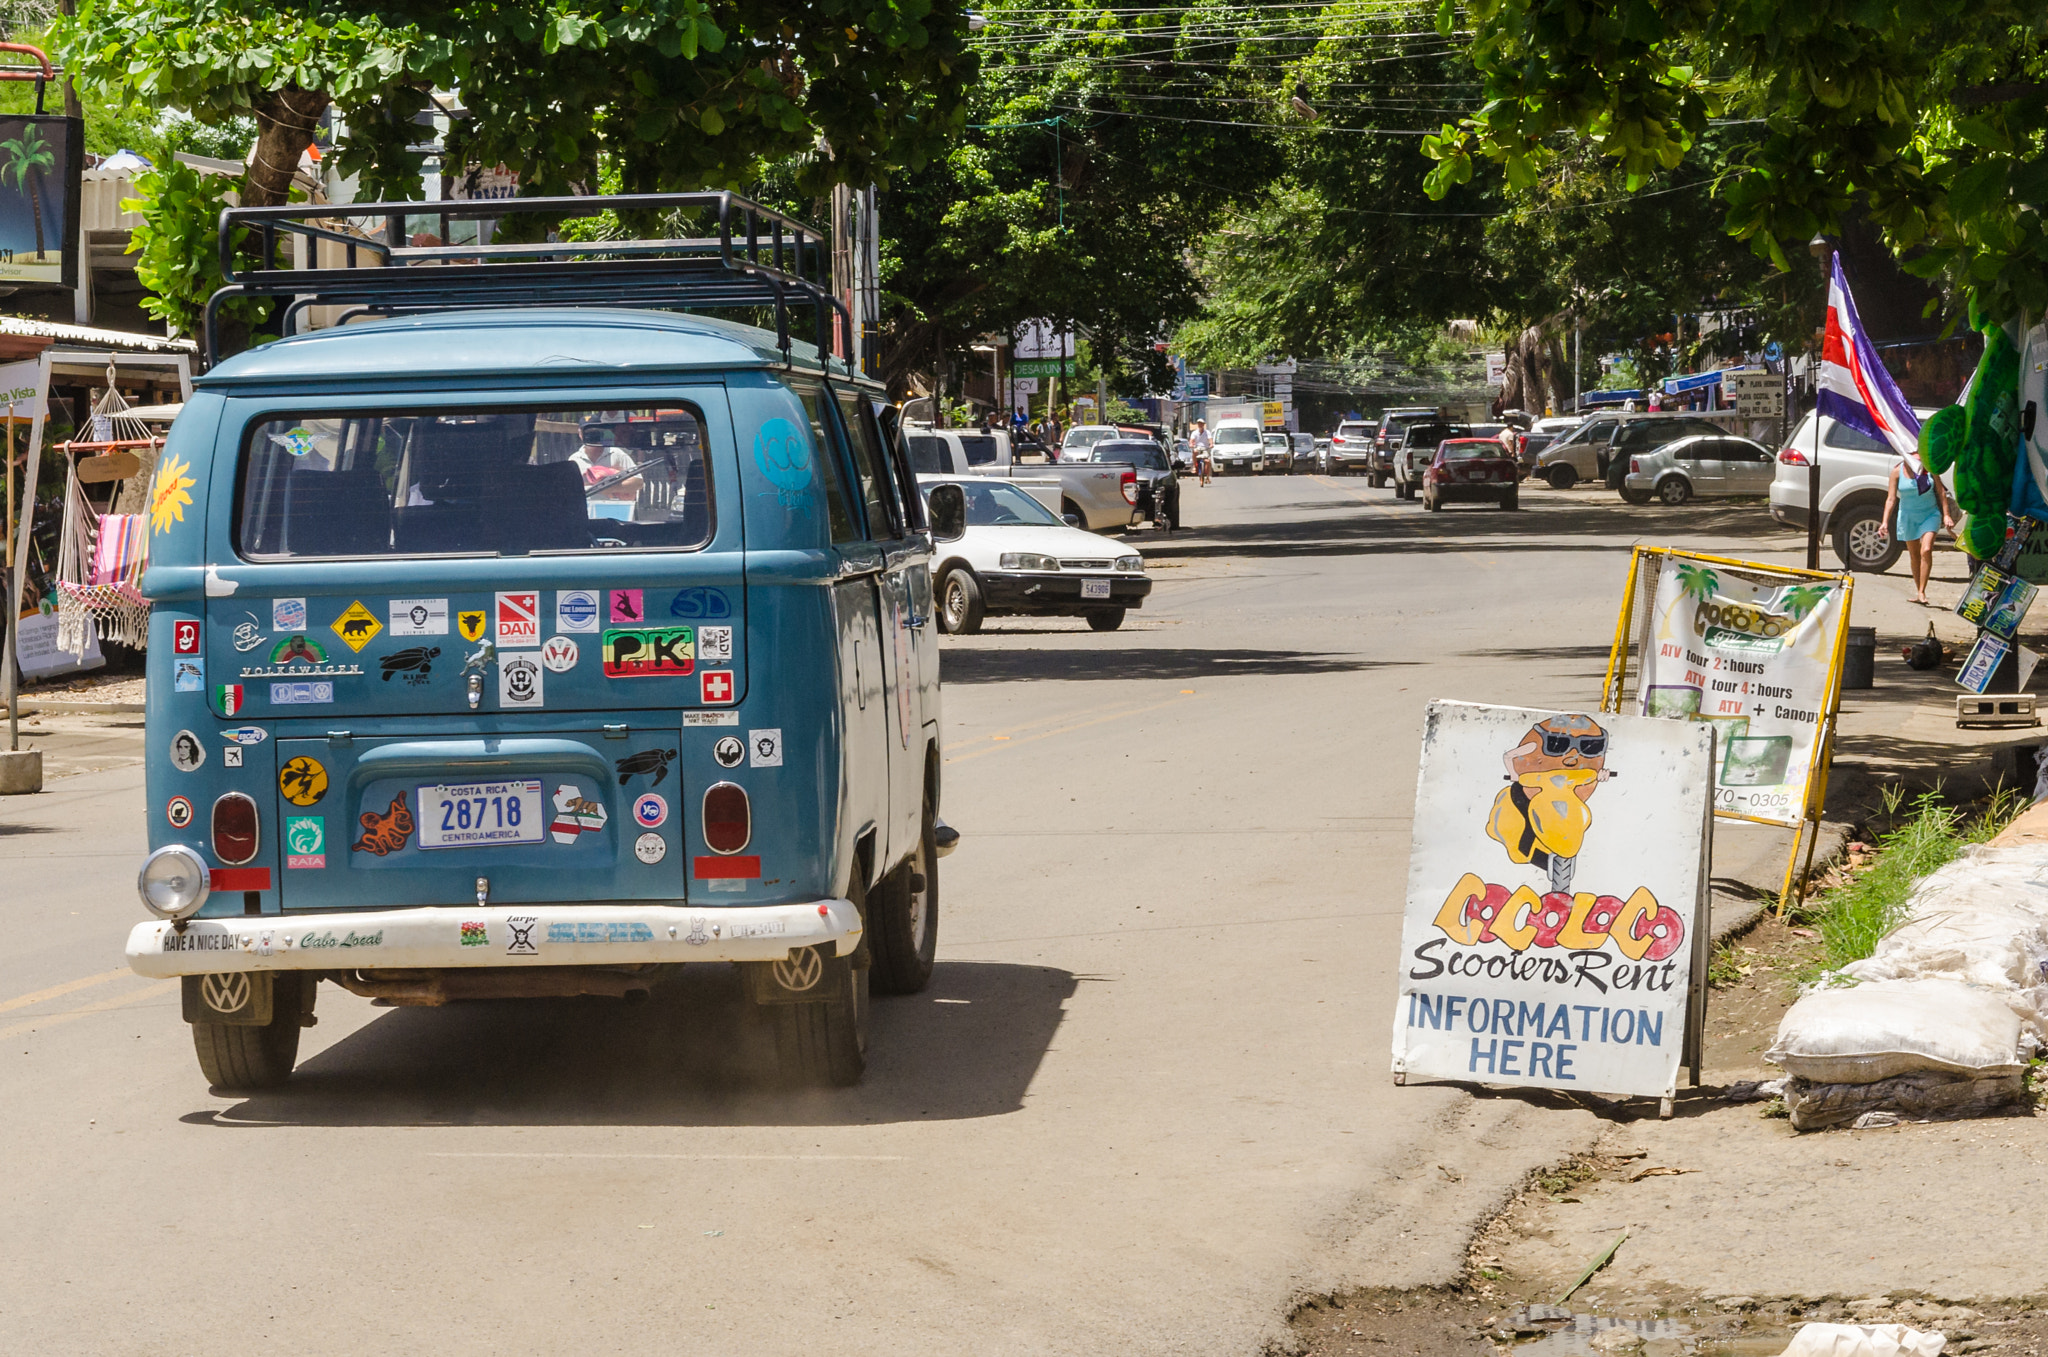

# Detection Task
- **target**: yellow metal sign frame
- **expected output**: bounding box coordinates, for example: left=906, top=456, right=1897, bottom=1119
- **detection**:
left=1601, top=546, right=1855, bottom=910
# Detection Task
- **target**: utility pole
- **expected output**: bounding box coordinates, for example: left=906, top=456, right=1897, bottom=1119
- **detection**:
left=1805, top=237, right=1830, bottom=570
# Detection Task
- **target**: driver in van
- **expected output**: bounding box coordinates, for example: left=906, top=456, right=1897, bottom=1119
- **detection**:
left=571, top=425, right=644, bottom=503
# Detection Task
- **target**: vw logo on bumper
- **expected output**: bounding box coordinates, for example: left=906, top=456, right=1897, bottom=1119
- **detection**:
left=770, top=948, right=824, bottom=994
left=201, top=972, right=253, bottom=1015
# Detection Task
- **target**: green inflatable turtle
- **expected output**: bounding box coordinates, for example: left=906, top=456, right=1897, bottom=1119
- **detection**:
left=1920, top=311, right=2023, bottom=561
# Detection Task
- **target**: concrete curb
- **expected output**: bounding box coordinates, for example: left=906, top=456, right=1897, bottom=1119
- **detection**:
left=4, top=700, right=146, bottom=715
left=1709, top=819, right=1855, bottom=946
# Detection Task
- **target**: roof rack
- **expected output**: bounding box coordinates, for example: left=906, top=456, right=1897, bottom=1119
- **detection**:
left=203, top=191, right=851, bottom=372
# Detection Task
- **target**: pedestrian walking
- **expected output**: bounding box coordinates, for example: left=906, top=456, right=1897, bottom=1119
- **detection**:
left=1189, top=419, right=1214, bottom=486
left=1883, top=454, right=1955, bottom=605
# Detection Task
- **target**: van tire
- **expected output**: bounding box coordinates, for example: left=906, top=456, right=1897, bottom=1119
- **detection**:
left=1832, top=498, right=1902, bottom=573
left=869, top=791, right=939, bottom=995
left=192, top=973, right=305, bottom=1092
left=939, top=568, right=985, bottom=635
left=1546, top=465, right=1578, bottom=490
left=1087, top=608, right=1126, bottom=631
left=772, top=955, right=868, bottom=1087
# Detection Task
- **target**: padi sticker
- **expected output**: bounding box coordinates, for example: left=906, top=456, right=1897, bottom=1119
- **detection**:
left=540, top=636, right=579, bottom=672
left=634, top=833, right=667, bottom=865
left=457, top=610, right=488, bottom=643
left=749, top=728, right=784, bottom=769
left=168, top=730, right=205, bottom=773
left=713, top=735, right=744, bottom=769
left=505, top=915, right=539, bottom=956
left=223, top=747, right=243, bottom=768
left=272, top=597, right=307, bottom=632
left=601, top=626, right=694, bottom=678
left=669, top=587, right=732, bottom=621
left=331, top=600, right=383, bottom=652
left=700, top=669, right=734, bottom=704
left=753, top=416, right=812, bottom=507
left=215, top=684, right=245, bottom=716
left=174, top=658, right=204, bottom=692
left=499, top=652, right=544, bottom=708
left=166, top=795, right=193, bottom=828
left=496, top=591, right=539, bottom=645
left=557, top=589, right=600, bottom=633
left=225, top=726, right=269, bottom=746
left=460, top=920, right=489, bottom=947
left=609, top=589, right=645, bottom=624
left=615, top=747, right=676, bottom=788
left=390, top=598, right=448, bottom=637
left=270, top=681, right=335, bottom=705
left=279, top=756, right=328, bottom=807
left=353, top=791, right=414, bottom=856
left=172, top=619, right=201, bottom=654
left=633, top=792, right=668, bottom=828
left=548, top=784, right=609, bottom=843
left=380, top=646, right=442, bottom=685
left=698, top=625, right=734, bottom=664
left=285, top=816, right=325, bottom=869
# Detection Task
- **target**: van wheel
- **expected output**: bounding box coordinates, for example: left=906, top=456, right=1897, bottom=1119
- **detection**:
left=870, top=789, right=938, bottom=995
left=1087, top=608, right=1126, bottom=631
left=192, top=973, right=305, bottom=1092
left=939, top=569, right=984, bottom=635
left=1546, top=465, right=1578, bottom=490
left=1832, top=499, right=1902, bottom=573
left=772, top=957, right=869, bottom=1087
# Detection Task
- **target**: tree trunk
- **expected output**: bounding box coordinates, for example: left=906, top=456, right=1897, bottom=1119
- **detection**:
left=244, top=88, right=330, bottom=208
left=26, top=170, right=43, bottom=262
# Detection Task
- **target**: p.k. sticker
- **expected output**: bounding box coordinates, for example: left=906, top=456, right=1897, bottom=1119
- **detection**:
left=601, top=626, right=693, bottom=677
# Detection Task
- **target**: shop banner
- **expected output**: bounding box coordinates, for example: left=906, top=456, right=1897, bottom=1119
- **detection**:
left=1392, top=701, right=1711, bottom=1100
left=0, top=115, right=82, bottom=289
left=1634, top=554, right=1846, bottom=825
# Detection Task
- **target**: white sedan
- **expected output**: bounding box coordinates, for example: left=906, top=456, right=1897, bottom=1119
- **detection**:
left=920, top=477, right=1153, bottom=633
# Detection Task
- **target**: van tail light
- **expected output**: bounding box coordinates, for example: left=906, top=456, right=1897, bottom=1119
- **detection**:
left=1120, top=470, right=1137, bottom=504
left=703, top=782, right=751, bottom=854
left=212, top=793, right=259, bottom=865
left=1779, top=449, right=1808, bottom=466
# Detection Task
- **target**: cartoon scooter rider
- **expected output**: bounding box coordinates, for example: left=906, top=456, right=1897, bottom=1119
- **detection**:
left=1485, top=713, right=1615, bottom=893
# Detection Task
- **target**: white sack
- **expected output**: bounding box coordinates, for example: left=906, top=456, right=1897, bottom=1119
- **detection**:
left=1777, top=1322, right=1945, bottom=1357
left=1767, top=978, right=2025, bottom=1083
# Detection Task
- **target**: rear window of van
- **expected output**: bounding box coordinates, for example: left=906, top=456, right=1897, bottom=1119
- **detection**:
left=236, top=406, right=715, bottom=559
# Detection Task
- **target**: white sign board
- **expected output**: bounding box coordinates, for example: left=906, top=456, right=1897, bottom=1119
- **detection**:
left=1010, top=377, right=1039, bottom=396
left=15, top=610, right=102, bottom=679
left=1013, top=319, right=1075, bottom=359
left=1486, top=353, right=1509, bottom=389
left=1392, top=701, right=1711, bottom=1100
left=1635, top=554, right=1845, bottom=824
left=0, top=357, right=46, bottom=416
left=1726, top=371, right=1783, bottom=417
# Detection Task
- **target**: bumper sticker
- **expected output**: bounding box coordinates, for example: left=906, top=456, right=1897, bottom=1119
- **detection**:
left=548, top=784, right=608, bottom=843
left=602, top=626, right=694, bottom=677
left=615, top=747, right=676, bottom=787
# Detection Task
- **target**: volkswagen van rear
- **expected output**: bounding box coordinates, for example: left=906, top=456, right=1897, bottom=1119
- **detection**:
left=126, top=194, right=946, bottom=1091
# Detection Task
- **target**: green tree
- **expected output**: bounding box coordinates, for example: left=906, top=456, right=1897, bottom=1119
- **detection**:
left=0, top=122, right=54, bottom=260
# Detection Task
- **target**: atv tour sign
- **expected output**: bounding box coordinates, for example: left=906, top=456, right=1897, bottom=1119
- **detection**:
left=1390, top=702, right=1712, bottom=1107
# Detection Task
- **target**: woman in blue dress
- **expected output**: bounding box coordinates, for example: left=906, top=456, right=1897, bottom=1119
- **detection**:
left=1882, top=454, right=1954, bottom=603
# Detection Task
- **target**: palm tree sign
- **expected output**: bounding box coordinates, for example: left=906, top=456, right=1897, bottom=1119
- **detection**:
left=0, top=127, right=56, bottom=263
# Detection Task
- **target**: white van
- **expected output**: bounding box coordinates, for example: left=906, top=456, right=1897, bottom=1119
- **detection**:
left=1211, top=419, right=1266, bottom=474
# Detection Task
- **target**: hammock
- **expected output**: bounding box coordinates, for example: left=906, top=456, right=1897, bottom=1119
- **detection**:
left=54, top=385, right=160, bottom=656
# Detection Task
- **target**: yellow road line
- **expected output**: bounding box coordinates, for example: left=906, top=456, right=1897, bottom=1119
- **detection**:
left=945, top=691, right=1198, bottom=765
left=0, top=979, right=177, bottom=1043
left=0, top=967, right=133, bottom=1015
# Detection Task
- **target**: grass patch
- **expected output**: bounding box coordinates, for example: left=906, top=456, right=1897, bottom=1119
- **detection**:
left=1799, top=787, right=2024, bottom=974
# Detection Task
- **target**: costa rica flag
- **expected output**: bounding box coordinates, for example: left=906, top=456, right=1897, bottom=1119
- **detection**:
left=1818, top=254, right=1922, bottom=461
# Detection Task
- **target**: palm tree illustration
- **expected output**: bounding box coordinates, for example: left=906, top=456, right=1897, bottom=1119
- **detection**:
left=1674, top=562, right=1721, bottom=600
left=0, top=127, right=55, bottom=263
left=1779, top=584, right=1832, bottom=620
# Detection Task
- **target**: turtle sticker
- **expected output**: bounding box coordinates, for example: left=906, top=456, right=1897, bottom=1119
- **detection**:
left=380, top=646, right=442, bottom=685
left=331, top=600, right=383, bottom=652
left=615, top=747, right=677, bottom=788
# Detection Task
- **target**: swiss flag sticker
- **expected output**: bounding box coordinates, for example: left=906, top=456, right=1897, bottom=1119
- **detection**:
left=700, top=670, right=734, bottom=705
left=172, top=619, right=201, bottom=655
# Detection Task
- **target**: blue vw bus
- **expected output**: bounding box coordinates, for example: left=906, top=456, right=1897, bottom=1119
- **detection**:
left=127, top=195, right=949, bottom=1088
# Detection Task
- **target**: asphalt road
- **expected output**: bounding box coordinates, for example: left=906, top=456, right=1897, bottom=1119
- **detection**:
left=0, top=477, right=1808, bottom=1354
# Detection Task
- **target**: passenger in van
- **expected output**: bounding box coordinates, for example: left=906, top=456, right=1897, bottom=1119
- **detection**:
left=571, top=426, right=644, bottom=505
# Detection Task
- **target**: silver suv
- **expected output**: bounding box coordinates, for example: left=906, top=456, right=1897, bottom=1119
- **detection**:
left=1769, top=409, right=1945, bottom=572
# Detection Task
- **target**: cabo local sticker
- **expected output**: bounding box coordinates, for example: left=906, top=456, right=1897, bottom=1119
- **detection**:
left=633, top=792, right=668, bottom=828
left=1390, top=702, right=1711, bottom=1101
left=496, top=592, right=540, bottom=645
left=500, top=652, right=544, bottom=707
left=390, top=598, right=449, bottom=636
left=557, top=589, right=600, bottom=633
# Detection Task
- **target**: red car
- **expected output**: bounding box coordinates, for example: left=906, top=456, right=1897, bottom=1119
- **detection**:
left=1423, top=438, right=1520, bottom=511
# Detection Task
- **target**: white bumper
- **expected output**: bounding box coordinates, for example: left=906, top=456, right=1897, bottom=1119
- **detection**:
left=127, top=899, right=861, bottom=977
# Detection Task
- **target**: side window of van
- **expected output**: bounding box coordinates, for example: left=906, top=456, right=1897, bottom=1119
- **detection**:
left=835, top=390, right=903, bottom=540
left=791, top=381, right=861, bottom=543
left=906, top=434, right=947, bottom=474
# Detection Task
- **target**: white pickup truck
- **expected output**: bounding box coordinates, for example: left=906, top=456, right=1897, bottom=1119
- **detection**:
left=903, top=425, right=1139, bottom=533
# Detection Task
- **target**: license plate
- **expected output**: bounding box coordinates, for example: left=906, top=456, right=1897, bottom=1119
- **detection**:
left=1081, top=579, right=1113, bottom=600
left=417, top=779, right=545, bottom=849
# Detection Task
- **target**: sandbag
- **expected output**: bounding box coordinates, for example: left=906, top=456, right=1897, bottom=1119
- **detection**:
left=1767, top=978, right=2026, bottom=1083
left=1776, top=1322, right=1946, bottom=1357
left=1782, top=1070, right=2023, bottom=1131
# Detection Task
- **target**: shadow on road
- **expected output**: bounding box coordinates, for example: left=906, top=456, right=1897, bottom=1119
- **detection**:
left=186, top=960, right=1074, bottom=1128
left=938, top=645, right=1413, bottom=683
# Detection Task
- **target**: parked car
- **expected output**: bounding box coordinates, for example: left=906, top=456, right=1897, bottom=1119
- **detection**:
left=1535, top=412, right=1730, bottom=489
left=1392, top=421, right=1473, bottom=500
left=906, top=424, right=1140, bottom=533
left=1423, top=438, right=1520, bottom=511
left=1372, top=407, right=1442, bottom=486
left=1621, top=434, right=1778, bottom=505
left=922, top=477, right=1153, bottom=632
left=1290, top=431, right=1316, bottom=471
left=1080, top=438, right=1180, bottom=529
left=1769, top=408, right=1946, bottom=572
left=1171, top=437, right=1193, bottom=473
left=1327, top=420, right=1377, bottom=476
left=1211, top=418, right=1266, bottom=474
left=1601, top=416, right=1735, bottom=490
left=127, top=191, right=946, bottom=1093
left=1261, top=432, right=1295, bottom=473
left=1516, top=415, right=1583, bottom=476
